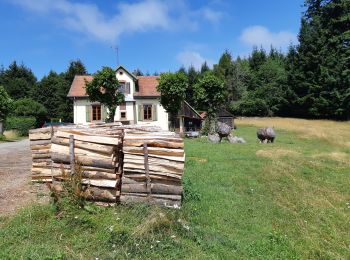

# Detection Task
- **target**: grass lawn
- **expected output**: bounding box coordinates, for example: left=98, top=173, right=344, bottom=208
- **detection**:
left=0, top=118, right=349, bottom=259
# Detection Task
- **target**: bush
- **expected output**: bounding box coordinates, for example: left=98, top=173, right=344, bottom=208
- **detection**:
left=11, top=98, right=47, bottom=127
left=5, top=116, right=36, bottom=136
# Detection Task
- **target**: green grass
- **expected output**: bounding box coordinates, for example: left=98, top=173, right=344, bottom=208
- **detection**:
left=1, top=122, right=349, bottom=259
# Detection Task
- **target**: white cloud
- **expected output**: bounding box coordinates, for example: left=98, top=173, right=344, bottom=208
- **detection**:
left=11, top=0, right=172, bottom=42
left=177, top=51, right=213, bottom=70
left=11, top=0, right=223, bottom=43
left=199, top=8, right=223, bottom=23
left=240, top=25, right=296, bottom=50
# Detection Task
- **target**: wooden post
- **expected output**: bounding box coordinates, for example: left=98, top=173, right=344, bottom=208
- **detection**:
left=69, top=135, right=75, bottom=175
left=50, top=125, right=54, bottom=138
left=179, top=117, right=184, bottom=133
left=143, top=143, right=151, bottom=195
left=50, top=125, right=54, bottom=182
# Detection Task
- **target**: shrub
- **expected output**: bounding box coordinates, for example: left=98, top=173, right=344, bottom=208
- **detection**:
left=11, top=98, right=47, bottom=127
left=5, top=116, right=36, bottom=136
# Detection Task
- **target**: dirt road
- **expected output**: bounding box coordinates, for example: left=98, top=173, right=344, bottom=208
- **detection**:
left=0, top=139, right=48, bottom=216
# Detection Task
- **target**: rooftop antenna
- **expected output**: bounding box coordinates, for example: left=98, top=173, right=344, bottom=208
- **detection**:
left=111, top=45, right=119, bottom=66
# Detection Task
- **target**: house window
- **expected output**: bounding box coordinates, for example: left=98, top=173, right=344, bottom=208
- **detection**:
left=143, top=104, right=152, bottom=121
left=120, top=111, right=126, bottom=119
left=120, top=102, right=126, bottom=110
left=119, top=82, right=130, bottom=94
left=92, top=105, right=101, bottom=121
left=119, top=82, right=126, bottom=93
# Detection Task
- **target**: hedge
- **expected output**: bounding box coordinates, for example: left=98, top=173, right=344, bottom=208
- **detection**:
left=5, top=116, right=36, bottom=136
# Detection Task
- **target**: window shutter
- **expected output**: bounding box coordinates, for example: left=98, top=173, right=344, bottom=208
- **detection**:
left=86, top=105, right=91, bottom=122
left=152, top=104, right=158, bottom=121
left=138, top=105, right=143, bottom=121
left=101, top=105, right=108, bottom=122
left=126, top=82, right=130, bottom=94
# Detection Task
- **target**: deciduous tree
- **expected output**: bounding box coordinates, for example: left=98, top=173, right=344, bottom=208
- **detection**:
left=85, top=67, right=124, bottom=122
left=0, top=85, right=12, bottom=122
left=157, top=72, right=188, bottom=129
left=194, top=73, right=225, bottom=133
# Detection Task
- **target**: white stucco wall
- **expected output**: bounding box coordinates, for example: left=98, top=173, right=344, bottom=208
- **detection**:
left=114, top=101, right=135, bottom=123
left=73, top=98, right=88, bottom=124
left=135, top=99, right=169, bottom=130
left=116, top=67, right=135, bottom=101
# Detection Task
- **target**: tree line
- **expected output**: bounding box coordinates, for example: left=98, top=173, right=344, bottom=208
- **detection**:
left=173, top=0, right=350, bottom=120
left=0, top=60, right=87, bottom=127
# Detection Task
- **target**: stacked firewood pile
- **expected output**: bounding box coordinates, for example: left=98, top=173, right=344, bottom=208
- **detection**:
left=29, top=127, right=55, bottom=182
left=121, top=129, right=185, bottom=207
left=50, top=125, right=123, bottom=203
left=29, top=123, right=185, bottom=207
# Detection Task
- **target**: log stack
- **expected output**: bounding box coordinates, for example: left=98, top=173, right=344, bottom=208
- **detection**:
left=29, top=127, right=54, bottom=182
left=120, top=129, right=185, bottom=207
left=50, top=127, right=123, bottom=203
left=29, top=123, right=185, bottom=207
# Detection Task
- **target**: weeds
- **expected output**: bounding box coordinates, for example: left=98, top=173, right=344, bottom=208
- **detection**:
left=49, top=163, right=88, bottom=215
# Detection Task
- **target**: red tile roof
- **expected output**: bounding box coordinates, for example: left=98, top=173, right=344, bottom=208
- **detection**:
left=67, top=75, right=160, bottom=98
left=67, top=75, right=93, bottom=97
left=135, top=76, right=160, bottom=97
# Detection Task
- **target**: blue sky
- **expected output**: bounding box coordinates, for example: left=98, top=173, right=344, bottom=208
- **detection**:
left=0, top=0, right=304, bottom=79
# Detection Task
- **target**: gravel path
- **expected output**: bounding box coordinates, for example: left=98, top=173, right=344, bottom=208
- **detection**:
left=0, top=139, right=49, bottom=216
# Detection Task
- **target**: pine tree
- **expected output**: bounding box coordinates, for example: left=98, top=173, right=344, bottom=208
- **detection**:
left=60, top=60, right=87, bottom=121
left=132, top=69, right=143, bottom=76
left=287, top=0, right=350, bottom=119
left=213, top=50, right=237, bottom=104
left=186, top=65, right=199, bottom=106
left=32, top=71, right=66, bottom=120
left=0, top=61, right=37, bottom=100
left=200, top=62, right=210, bottom=74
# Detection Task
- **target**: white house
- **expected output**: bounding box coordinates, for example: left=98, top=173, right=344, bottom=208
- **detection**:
left=67, top=65, right=169, bottom=130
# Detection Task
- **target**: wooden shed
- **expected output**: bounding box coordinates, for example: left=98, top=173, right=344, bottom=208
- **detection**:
left=200, top=109, right=235, bottom=128
left=217, top=109, right=235, bottom=128
left=175, top=101, right=203, bottom=133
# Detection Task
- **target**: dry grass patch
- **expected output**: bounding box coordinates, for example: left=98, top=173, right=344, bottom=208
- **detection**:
left=188, top=156, right=208, bottom=163
left=312, top=152, right=350, bottom=166
left=3, top=130, right=20, bottom=140
left=237, top=117, right=350, bottom=147
left=132, top=208, right=171, bottom=238
left=256, top=148, right=301, bottom=159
